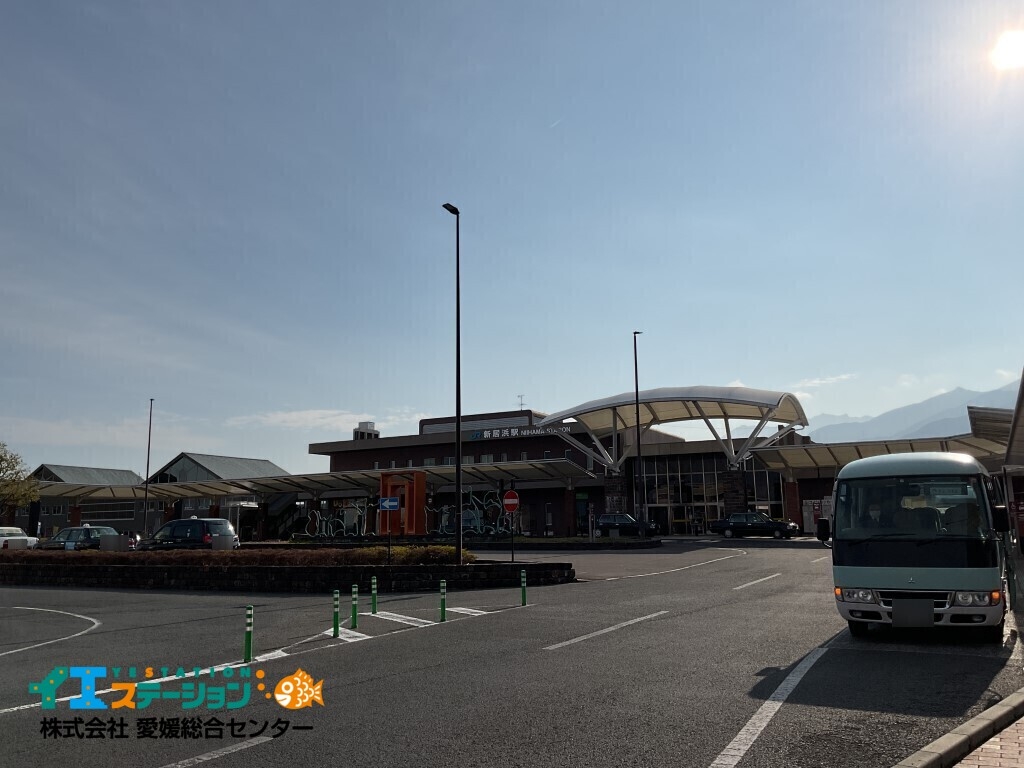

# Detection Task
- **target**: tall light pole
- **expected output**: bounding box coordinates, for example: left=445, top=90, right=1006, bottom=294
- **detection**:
left=442, top=202, right=463, bottom=565
left=143, top=398, right=153, bottom=535
left=633, top=331, right=645, bottom=537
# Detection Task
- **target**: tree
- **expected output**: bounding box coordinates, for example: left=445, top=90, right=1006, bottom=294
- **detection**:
left=0, top=442, right=38, bottom=524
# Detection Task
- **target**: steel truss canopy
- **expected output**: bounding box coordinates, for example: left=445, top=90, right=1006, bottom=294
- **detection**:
left=752, top=434, right=1009, bottom=474
left=537, top=386, right=809, bottom=471
left=34, top=460, right=593, bottom=502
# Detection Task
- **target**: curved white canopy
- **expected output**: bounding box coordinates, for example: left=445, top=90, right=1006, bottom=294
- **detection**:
left=539, top=386, right=807, bottom=433
left=538, top=386, right=808, bottom=470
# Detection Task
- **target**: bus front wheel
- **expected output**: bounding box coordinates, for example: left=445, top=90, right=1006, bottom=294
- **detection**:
left=982, top=622, right=1005, bottom=644
left=848, top=620, right=869, bottom=638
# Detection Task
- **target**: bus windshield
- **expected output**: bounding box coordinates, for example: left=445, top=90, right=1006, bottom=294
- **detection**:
left=834, top=474, right=989, bottom=541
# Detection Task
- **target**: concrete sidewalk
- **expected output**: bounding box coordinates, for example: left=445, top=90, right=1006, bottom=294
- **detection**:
left=895, top=563, right=1024, bottom=768
left=955, top=716, right=1024, bottom=767
left=893, top=690, right=1024, bottom=767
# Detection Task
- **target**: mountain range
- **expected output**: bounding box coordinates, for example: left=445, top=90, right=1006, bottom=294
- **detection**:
left=805, top=381, right=1020, bottom=443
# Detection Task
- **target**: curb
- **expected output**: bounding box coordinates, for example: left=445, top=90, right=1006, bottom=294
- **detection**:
left=893, top=689, right=1024, bottom=767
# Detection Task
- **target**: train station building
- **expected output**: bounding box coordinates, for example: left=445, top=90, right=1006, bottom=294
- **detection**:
left=11, top=384, right=1017, bottom=540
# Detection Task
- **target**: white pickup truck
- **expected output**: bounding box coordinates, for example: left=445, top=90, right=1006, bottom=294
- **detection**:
left=0, top=526, right=39, bottom=549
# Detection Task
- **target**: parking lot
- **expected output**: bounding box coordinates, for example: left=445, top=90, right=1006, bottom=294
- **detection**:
left=2, top=539, right=1023, bottom=767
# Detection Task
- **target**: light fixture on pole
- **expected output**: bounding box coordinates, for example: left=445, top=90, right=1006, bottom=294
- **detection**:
left=442, top=202, right=463, bottom=565
left=633, top=331, right=644, bottom=537
left=143, top=398, right=153, bottom=535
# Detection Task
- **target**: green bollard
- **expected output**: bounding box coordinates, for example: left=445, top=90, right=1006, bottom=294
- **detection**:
left=440, top=579, right=447, bottom=622
left=333, top=590, right=340, bottom=638
left=351, top=585, right=358, bottom=630
left=521, top=570, right=527, bottom=606
left=244, top=605, right=254, bottom=662
left=372, top=575, right=378, bottom=614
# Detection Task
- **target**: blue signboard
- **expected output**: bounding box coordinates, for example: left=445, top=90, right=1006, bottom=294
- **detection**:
left=380, top=496, right=400, bottom=511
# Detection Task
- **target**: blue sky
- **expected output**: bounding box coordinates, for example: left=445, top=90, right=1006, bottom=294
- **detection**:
left=2, top=1, right=1023, bottom=476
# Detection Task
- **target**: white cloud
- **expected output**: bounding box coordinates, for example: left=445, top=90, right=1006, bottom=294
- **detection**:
left=996, top=369, right=1019, bottom=381
left=0, top=414, right=224, bottom=472
left=792, top=373, right=855, bottom=388
left=226, top=409, right=373, bottom=431
left=0, top=415, right=213, bottom=450
left=225, top=407, right=432, bottom=435
left=793, top=391, right=813, bottom=401
left=896, top=374, right=918, bottom=388
left=726, top=379, right=745, bottom=387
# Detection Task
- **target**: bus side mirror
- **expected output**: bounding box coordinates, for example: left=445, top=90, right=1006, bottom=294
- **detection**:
left=816, top=517, right=831, bottom=542
left=992, top=505, right=1010, bottom=533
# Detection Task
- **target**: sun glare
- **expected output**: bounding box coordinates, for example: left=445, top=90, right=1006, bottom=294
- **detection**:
left=991, top=30, right=1024, bottom=70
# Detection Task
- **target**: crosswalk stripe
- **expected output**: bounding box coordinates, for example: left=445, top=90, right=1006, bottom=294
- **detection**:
left=446, top=607, right=487, bottom=616
left=368, top=611, right=435, bottom=627
left=320, top=627, right=372, bottom=642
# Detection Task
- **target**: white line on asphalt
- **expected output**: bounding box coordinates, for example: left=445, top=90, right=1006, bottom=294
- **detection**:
left=543, top=611, right=668, bottom=650
left=606, top=553, right=745, bottom=581
left=708, top=647, right=828, bottom=768
left=254, top=650, right=289, bottom=661
left=319, top=627, right=372, bottom=642
left=157, top=736, right=272, bottom=767
left=1, top=607, right=101, bottom=657
left=811, top=556, right=829, bottom=563
left=733, top=573, right=781, bottom=591
left=0, top=602, right=513, bottom=716
left=446, top=607, right=488, bottom=616
left=369, top=611, right=435, bottom=627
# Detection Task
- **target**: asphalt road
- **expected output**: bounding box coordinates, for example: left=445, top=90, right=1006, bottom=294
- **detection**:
left=2, top=538, right=1022, bottom=767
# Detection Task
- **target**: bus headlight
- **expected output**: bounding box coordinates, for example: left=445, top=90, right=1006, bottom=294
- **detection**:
left=955, top=591, right=998, bottom=607
left=838, top=588, right=875, bottom=603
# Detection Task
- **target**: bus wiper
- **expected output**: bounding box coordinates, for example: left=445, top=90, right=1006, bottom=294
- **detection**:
left=841, top=533, right=915, bottom=546
left=916, top=534, right=991, bottom=546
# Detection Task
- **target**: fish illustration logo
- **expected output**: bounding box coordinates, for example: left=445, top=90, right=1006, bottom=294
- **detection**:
left=273, top=668, right=324, bottom=710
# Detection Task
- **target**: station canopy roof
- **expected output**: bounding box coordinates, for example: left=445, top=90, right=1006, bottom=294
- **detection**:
left=537, top=386, right=808, bottom=471
left=538, top=386, right=808, bottom=435
left=34, top=459, right=593, bottom=501
left=751, top=434, right=1009, bottom=474
left=1007, top=379, right=1024, bottom=469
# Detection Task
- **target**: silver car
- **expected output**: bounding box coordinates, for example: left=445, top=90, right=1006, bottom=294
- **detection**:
left=0, top=526, right=39, bottom=549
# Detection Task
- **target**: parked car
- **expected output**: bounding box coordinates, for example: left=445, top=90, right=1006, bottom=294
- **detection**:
left=596, top=513, right=658, bottom=537
left=38, top=525, right=121, bottom=550
left=708, top=512, right=799, bottom=539
left=0, top=526, right=39, bottom=549
left=137, top=517, right=240, bottom=550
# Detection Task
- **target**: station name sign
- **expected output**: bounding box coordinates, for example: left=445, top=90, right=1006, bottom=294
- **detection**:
left=471, top=426, right=571, bottom=440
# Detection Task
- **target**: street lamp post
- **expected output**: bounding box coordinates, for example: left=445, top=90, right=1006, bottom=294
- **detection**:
left=442, top=202, right=463, bottom=565
left=633, top=331, right=644, bottom=537
left=143, top=398, right=153, bottom=535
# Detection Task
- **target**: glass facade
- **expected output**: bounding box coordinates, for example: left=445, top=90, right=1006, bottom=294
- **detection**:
left=639, top=453, right=785, bottom=534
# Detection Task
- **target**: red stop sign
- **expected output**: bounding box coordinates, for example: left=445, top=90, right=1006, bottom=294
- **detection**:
left=503, top=490, right=520, bottom=513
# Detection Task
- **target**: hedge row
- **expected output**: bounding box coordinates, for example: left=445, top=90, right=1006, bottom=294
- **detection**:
left=0, top=545, right=474, bottom=567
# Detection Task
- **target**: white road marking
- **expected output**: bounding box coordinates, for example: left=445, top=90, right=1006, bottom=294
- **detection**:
left=811, top=556, right=830, bottom=563
left=446, top=607, right=487, bottom=616
left=733, top=573, right=781, bottom=591
left=1, top=607, right=101, bottom=657
left=0, top=601, right=512, bottom=716
left=708, top=647, right=827, bottom=767
left=319, top=627, right=371, bottom=642
left=366, top=610, right=434, bottom=627
left=544, top=611, right=668, bottom=650
left=157, top=736, right=272, bottom=767
left=254, top=650, right=289, bottom=661
left=606, top=553, right=745, bottom=581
